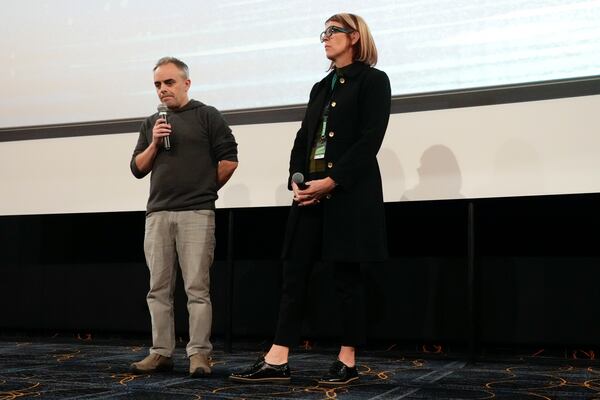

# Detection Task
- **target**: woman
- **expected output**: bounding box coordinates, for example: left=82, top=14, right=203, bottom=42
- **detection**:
left=230, top=13, right=391, bottom=385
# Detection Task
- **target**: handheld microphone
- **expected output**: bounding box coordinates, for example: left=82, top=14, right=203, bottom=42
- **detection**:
left=157, top=104, right=171, bottom=151
left=291, top=172, right=307, bottom=189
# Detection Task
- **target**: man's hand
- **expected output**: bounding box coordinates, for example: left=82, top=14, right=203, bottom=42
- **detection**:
left=294, top=177, right=336, bottom=206
left=133, top=118, right=170, bottom=175
left=152, top=118, right=171, bottom=147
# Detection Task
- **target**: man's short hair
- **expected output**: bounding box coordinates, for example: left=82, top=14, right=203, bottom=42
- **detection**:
left=153, top=57, right=189, bottom=79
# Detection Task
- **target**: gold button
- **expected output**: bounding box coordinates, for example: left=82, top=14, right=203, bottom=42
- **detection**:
left=327, top=162, right=333, bottom=169
left=326, top=194, right=332, bottom=200
left=339, top=78, right=345, bottom=84
left=331, top=101, right=336, bottom=107
left=328, top=131, right=335, bottom=138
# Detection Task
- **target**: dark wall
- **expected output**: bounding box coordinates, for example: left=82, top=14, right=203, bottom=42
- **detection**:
left=1, top=194, right=599, bottom=346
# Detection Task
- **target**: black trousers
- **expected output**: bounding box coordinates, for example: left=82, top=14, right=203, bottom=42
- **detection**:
left=273, top=204, right=366, bottom=348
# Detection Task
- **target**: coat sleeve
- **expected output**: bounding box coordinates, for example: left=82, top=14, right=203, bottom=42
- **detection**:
left=287, top=82, right=320, bottom=190
left=328, top=69, right=391, bottom=190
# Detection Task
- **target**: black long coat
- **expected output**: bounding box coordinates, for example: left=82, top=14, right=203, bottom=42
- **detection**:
left=283, top=62, right=391, bottom=262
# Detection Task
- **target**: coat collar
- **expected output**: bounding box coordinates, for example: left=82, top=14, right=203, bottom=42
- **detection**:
left=335, top=61, right=370, bottom=78
left=320, top=62, right=370, bottom=88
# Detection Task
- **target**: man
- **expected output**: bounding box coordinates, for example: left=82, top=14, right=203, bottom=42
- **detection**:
left=129, top=57, right=238, bottom=377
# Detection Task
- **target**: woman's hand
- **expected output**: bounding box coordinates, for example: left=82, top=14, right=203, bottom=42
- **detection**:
left=294, top=177, right=337, bottom=206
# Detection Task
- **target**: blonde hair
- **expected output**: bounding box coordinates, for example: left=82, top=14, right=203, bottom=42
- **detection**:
left=325, top=13, right=378, bottom=69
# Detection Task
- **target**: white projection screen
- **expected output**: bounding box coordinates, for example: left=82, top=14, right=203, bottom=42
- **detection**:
left=2, top=0, right=599, bottom=127
left=1, top=1, right=600, bottom=215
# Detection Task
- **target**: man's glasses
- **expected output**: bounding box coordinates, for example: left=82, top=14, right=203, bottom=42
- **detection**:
left=320, top=26, right=354, bottom=43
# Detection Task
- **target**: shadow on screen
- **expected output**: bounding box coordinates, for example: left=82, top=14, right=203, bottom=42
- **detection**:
left=403, top=144, right=463, bottom=201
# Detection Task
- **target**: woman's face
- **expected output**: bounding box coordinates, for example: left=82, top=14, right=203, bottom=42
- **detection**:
left=322, top=21, right=355, bottom=64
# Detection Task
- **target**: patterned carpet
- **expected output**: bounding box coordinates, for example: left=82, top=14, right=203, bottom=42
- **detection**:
left=1, top=337, right=599, bottom=399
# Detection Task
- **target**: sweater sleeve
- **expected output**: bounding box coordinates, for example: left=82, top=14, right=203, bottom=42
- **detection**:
left=206, top=106, right=238, bottom=162
left=130, top=119, right=152, bottom=179
left=328, top=69, right=391, bottom=189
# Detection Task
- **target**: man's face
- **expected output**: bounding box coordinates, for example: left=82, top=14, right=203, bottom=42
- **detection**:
left=153, top=63, right=191, bottom=109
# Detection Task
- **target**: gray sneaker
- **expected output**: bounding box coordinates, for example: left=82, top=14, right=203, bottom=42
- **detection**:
left=130, top=353, right=173, bottom=374
left=189, top=353, right=211, bottom=377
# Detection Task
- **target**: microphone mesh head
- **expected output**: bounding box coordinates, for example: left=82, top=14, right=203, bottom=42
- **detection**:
left=291, top=172, right=305, bottom=185
left=157, top=103, right=168, bottom=113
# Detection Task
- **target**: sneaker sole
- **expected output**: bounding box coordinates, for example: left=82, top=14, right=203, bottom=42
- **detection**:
left=317, top=376, right=359, bottom=385
left=229, top=376, right=291, bottom=384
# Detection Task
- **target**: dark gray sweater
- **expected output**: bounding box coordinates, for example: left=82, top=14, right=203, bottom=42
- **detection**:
left=130, top=100, right=238, bottom=213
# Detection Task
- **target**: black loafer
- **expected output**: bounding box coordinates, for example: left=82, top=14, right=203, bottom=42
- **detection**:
left=229, top=357, right=291, bottom=383
left=318, top=359, right=359, bottom=385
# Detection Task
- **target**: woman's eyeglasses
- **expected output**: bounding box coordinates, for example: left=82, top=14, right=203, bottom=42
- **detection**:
left=320, top=26, right=354, bottom=43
